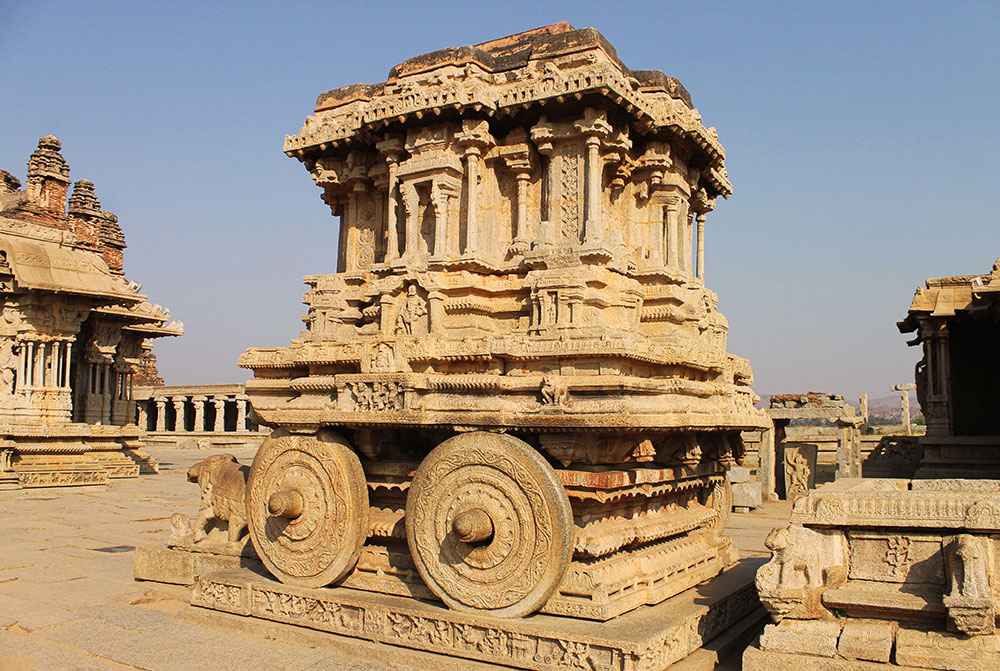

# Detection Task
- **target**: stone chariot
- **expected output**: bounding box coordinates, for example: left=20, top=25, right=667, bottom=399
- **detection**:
left=238, top=23, right=767, bottom=622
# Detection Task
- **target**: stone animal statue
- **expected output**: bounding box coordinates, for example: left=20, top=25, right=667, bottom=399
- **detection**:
left=187, top=454, right=249, bottom=543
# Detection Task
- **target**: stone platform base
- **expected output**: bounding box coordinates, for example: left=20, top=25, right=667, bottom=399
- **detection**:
left=744, top=621, right=1000, bottom=671
left=187, top=558, right=764, bottom=671
left=1, top=423, right=158, bottom=488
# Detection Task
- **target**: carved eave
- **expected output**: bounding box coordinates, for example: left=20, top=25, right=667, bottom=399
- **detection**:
left=282, top=24, right=729, bottom=197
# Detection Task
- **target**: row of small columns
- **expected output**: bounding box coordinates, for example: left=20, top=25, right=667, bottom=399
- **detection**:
left=144, top=394, right=259, bottom=433
left=87, top=361, right=133, bottom=401
left=655, top=197, right=707, bottom=281
left=17, top=339, right=73, bottom=390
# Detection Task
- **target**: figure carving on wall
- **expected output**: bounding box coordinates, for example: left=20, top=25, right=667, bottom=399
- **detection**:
left=394, top=285, right=426, bottom=335
left=784, top=448, right=810, bottom=498
left=540, top=375, right=569, bottom=407
left=0, top=338, right=17, bottom=394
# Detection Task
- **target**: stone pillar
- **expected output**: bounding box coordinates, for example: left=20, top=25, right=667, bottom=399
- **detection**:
left=172, top=396, right=187, bottom=432
left=696, top=213, right=706, bottom=281
left=236, top=395, right=248, bottom=432
left=154, top=398, right=166, bottom=432
left=428, top=291, right=446, bottom=334
left=506, top=153, right=532, bottom=255
left=463, top=149, right=481, bottom=255
left=33, top=342, right=44, bottom=387
left=431, top=184, right=451, bottom=258
left=759, top=424, right=778, bottom=502
left=400, top=182, right=419, bottom=259
left=63, top=341, right=72, bottom=387
left=664, top=199, right=680, bottom=269
left=379, top=294, right=395, bottom=335
left=859, top=393, right=869, bottom=430
left=137, top=403, right=147, bottom=431
left=892, top=383, right=917, bottom=434
left=835, top=417, right=863, bottom=479
left=583, top=135, right=603, bottom=246
left=213, top=397, right=226, bottom=432
left=192, top=395, right=207, bottom=432
left=384, top=156, right=400, bottom=261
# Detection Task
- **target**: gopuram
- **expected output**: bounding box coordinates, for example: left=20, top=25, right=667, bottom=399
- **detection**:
left=0, top=136, right=182, bottom=488
left=745, top=260, right=1000, bottom=671
left=161, top=23, right=769, bottom=670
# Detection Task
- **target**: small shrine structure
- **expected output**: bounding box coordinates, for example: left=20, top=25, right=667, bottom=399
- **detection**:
left=0, top=136, right=182, bottom=487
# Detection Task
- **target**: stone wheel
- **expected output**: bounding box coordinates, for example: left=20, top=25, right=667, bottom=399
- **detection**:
left=246, top=428, right=369, bottom=588
left=405, top=432, right=573, bottom=619
left=703, top=477, right=733, bottom=531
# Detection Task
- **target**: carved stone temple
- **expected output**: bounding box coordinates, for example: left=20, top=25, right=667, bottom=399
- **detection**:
left=153, top=24, right=769, bottom=670
left=745, top=260, right=1000, bottom=671
left=0, top=137, right=182, bottom=488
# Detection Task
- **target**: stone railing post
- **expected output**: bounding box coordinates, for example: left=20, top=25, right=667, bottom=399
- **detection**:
left=236, top=394, right=248, bottom=432
left=213, top=397, right=227, bottom=432
left=171, top=396, right=187, bottom=432
left=154, top=397, right=166, bottom=432
left=192, top=395, right=207, bottom=432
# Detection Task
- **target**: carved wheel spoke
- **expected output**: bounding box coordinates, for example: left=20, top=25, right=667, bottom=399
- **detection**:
left=246, top=428, right=369, bottom=588
left=405, top=432, right=573, bottom=618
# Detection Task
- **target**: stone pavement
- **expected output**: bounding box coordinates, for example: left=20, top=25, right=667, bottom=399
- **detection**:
left=0, top=446, right=788, bottom=670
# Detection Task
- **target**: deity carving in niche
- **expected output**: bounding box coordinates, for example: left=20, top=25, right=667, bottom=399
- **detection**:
left=394, top=285, right=426, bottom=335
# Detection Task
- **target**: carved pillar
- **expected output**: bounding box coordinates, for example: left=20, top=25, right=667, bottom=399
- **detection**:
left=835, top=417, right=863, bottom=479
left=154, top=398, right=166, bottom=432
left=696, top=213, right=706, bottom=281
left=400, top=182, right=419, bottom=258
left=431, top=184, right=452, bottom=258
left=172, top=396, right=186, bottom=432
left=379, top=294, right=395, bottom=336
left=463, top=148, right=481, bottom=255
left=63, top=341, right=71, bottom=388
left=428, top=291, right=446, bottom=334
left=192, top=395, right=207, bottom=432
left=759, top=424, right=777, bottom=502
left=385, top=156, right=400, bottom=261
left=892, top=383, right=917, bottom=434
left=213, top=397, right=226, bottom=432
left=236, top=395, right=248, bottom=431
left=583, top=135, right=603, bottom=246
left=664, top=198, right=680, bottom=269
left=922, top=320, right=951, bottom=436
left=137, top=403, right=147, bottom=431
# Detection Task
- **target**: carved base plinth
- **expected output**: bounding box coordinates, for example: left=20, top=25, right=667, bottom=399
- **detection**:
left=192, top=558, right=764, bottom=671
left=744, top=622, right=1000, bottom=671
left=0, top=423, right=158, bottom=488
left=340, top=530, right=738, bottom=621
left=86, top=450, right=140, bottom=478
left=13, top=453, right=108, bottom=488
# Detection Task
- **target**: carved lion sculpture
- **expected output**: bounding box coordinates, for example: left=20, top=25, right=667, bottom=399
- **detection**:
left=187, top=454, right=249, bottom=543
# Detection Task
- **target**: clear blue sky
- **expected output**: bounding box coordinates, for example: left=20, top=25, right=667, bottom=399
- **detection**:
left=2, top=1, right=998, bottom=401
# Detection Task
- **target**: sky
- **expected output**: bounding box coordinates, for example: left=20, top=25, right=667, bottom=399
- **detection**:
left=1, top=1, right=998, bottom=401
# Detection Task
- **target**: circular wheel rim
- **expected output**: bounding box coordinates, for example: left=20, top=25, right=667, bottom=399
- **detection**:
left=405, top=432, right=573, bottom=618
left=246, top=428, right=369, bottom=588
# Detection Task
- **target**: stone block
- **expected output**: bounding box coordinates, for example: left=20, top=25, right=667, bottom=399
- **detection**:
left=728, top=466, right=751, bottom=483
left=134, top=546, right=195, bottom=585
left=176, top=437, right=199, bottom=450
left=732, top=481, right=762, bottom=509
left=895, top=628, right=1000, bottom=671
left=836, top=619, right=893, bottom=663
left=744, top=645, right=927, bottom=671
left=758, top=619, right=841, bottom=657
